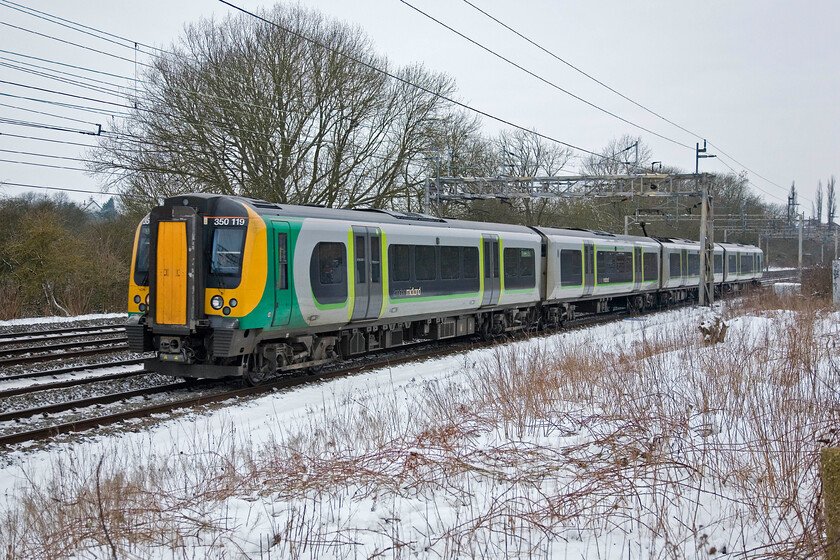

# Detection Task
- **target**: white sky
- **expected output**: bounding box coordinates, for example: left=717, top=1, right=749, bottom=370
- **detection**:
left=1, top=0, right=837, bottom=215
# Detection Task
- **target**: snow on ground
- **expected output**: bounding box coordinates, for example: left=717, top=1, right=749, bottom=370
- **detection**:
left=0, top=302, right=836, bottom=558
left=0, top=313, right=125, bottom=329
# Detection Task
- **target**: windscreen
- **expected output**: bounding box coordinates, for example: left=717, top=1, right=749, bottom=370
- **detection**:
left=133, top=223, right=150, bottom=286
left=207, top=226, right=247, bottom=288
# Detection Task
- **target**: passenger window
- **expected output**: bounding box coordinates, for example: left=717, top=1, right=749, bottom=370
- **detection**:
left=463, top=247, right=479, bottom=279
left=318, top=242, right=345, bottom=285
left=643, top=253, right=658, bottom=282
left=597, top=250, right=633, bottom=284
left=670, top=253, right=681, bottom=278
left=390, top=245, right=410, bottom=282
left=687, top=253, right=700, bottom=276
left=519, top=248, right=535, bottom=277
left=415, top=246, right=436, bottom=281
left=742, top=254, right=753, bottom=273
left=310, top=242, right=347, bottom=305
left=505, top=247, right=535, bottom=289
left=560, top=249, right=582, bottom=287
left=504, top=248, right=519, bottom=278
left=441, top=246, right=460, bottom=280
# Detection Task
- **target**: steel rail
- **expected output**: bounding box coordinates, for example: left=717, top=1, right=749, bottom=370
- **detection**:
left=0, top=358, right=146, bottom=382
left=0, top=336, right=128, bottom=358
left=0, top=341, right=129, bottom=367
left=0, top=325, right=124, bottom=343
left=0, top=369, right=149, bottom=399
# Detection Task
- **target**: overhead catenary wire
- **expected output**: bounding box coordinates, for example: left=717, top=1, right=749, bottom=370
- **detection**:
left=0, top=98, right=434, bottom=170
left=0, top=21, right=148, bottom=68
left=0, top=48, right=144, bottom=83
left=0, top=99, right=109, bottom=128
left=455, top=0, right=799, bottom=204
left=458, top=0, right=699, bottom=141
left=0, top=157, right=89, bottom=172
left=0, top=131, right=97, bottom=149
left=0, top=18, right=612, bottom=175
left=0, top=180, right=138, bottom=199
left=0, top=0, right=174, bottom=58
left=396, top=0, right=695, bottom=152
left=0, top=36, right=437, bottom=137
left=0, top=57, right=141, bottom=97
left=0, top=1, right=609, bottom=199
left=0, top=116, right=100, bottom=136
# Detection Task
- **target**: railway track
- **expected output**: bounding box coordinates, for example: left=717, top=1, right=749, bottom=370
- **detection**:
left=0, top=278, right=794, bottom=448
left=0, top=380, right=193, bottom=425
left=0, top=325, right=125, bottom=344
left=0, top=357, right=146, bottom=383
left=0, top=336, right=129, bottom=367
left=759, top=268, right=798, bottom=285
left=0, top=339, right=467, bottom=447
left=0, top=369, right=149, bottom=399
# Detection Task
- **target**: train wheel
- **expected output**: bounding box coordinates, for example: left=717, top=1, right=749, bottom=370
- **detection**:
left=480, top=316, right=493, bottom=341
left=243, top=354, right=270, bottom=386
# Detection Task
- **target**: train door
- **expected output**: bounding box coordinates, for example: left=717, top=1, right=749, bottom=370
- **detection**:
left=583, top=242, right=595, bottom=296
left=681, top=248, right=688, bottom=284
left=350, top=226, right=382, bottom=321
left=150, top=205, right=199, bottom=331
left=271, top=221, right=292, bottom=327
left=633, top=246, right=643, bottom=290
left=481, top=234, right=500, bottom=307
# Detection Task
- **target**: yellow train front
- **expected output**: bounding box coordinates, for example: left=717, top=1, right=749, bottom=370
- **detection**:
left=126, top=194, right=284, bottom=384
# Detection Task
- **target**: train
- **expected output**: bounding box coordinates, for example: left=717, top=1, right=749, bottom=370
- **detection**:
left=125, top=193, right=763, bottom=384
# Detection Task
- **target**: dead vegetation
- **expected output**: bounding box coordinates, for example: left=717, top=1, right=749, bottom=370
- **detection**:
left=1, top=292, right=838, bottom=558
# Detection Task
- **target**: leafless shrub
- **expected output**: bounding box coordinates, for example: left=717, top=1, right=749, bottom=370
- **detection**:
left=0, top=298, right=836, bottom=558
left=0, top=281, right=24, bottom=320
left=802, top=264, right=833, bottom=298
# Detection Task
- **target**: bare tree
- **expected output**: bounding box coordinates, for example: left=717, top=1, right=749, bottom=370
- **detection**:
left=788, top=181, right=798, bottom=224
left=814, top=180, right=824, bottom=225
left=496, top=129, right=574, bottom=177
left=91, top=5, right=467, bottom=213
left=580, top=134, right=652, bottom=176
left=827, top=176, right=837, bottom=227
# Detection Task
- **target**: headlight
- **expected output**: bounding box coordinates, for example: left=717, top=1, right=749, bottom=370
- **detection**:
left=229, top=298, right=238, bottom=308
left=211, top=295, right=224, bottom=310
left=134, top=295, right=141, bottom=304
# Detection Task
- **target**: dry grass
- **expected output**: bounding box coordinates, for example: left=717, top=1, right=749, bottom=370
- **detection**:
left=1, top=292, right=838, bottom=558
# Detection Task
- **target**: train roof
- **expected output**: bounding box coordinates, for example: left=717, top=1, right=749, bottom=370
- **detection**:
left=164, top=194, right=758, bottom=251
left=166, top=194, right=537, bottom=235
left=533, top=226, right=659, bottom=245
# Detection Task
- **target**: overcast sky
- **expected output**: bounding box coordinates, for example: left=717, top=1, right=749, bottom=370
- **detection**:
left=1, top=0, right=837, bottom=215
